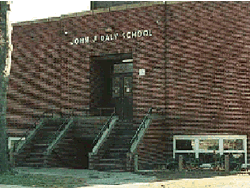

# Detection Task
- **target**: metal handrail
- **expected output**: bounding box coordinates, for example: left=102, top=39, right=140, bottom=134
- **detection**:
left=92, top=110, right=116, bottom=146
left=14, top=109, right=59, bottom=153
left=130, top=107, right=153, bottom=144
left=15, top=119, right=44, bottom=154
left=14, top=107, right=115, bottom=150
left=45, top=117, right=74, bottom=156
left=16, top=122, right=36, bottom=146
left=46, top=117, right=70, bottom=144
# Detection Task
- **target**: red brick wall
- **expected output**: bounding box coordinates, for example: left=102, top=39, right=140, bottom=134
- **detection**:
left=8, top=3, right=166, bottom=129
left=62, top=4, right=166, bottom=121
left=9, top=2, right=250, bottom=166
left=167, top=1, right=250, bottom=156
left=168, top=1, right=250, bottom=159
left=136, top=1, right=250, bottom=167
left=9, top=21, right=62, bottom=128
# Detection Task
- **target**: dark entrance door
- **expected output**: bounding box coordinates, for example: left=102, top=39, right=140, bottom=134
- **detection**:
left=112, top=72, right=133, bottom=121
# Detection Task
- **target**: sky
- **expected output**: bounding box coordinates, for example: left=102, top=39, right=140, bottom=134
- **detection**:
left=9, top=0, right=91, bottom=23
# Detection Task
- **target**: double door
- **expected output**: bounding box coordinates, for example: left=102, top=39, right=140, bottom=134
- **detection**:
left=112, top=73, right=133, bottom=121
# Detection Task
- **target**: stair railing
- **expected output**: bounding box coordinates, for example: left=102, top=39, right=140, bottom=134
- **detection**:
left=45, top=117, right=74, bottom=157
left=45, top=117, right=70, bottom=144
left=130, top=107, right=153, bottom=154
left=92, top=110, right=116, bottom=146
left=14, top=122, right=37, bottom=152
left=14, top=110, right=59, bottom=154
left=91, top=111, right=118, bottom=155
left=15, top=119, right=44, bottom=154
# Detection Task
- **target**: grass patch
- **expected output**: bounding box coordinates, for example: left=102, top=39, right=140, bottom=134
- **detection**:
left=0, top=173, right=87, bottom=188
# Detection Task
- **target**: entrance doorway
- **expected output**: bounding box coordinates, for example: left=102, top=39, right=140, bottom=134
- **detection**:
left=90, top=53, right=133, bottom=120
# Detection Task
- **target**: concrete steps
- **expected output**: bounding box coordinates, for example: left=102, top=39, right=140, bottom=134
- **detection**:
left=93, top=120, right=138, bottom=171
left=15, top=119, right=67, bottom=167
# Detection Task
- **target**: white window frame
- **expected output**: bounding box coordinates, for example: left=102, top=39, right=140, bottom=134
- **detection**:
left=8, top=137, right=25, bottom=150
left=173, top=135, right=247, bottom=165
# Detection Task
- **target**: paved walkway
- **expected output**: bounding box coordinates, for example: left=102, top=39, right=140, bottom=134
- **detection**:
left=4, top=168, right=250, bottom=187
left=15, top=167, right=157, bottom=185
left=82, top=175, right=250, bottom=188
left=0, top=185, right=32, bottom=188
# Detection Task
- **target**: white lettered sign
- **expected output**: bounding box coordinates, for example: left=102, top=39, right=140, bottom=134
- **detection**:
left=72, top=29, right=152, bottom=45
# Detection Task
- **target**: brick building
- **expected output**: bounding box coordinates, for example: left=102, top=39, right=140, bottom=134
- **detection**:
left=7, top=2, right=250, bottom=170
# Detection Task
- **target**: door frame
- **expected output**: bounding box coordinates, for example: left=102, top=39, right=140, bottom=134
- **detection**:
left=90, top=53, right=133, bottom=119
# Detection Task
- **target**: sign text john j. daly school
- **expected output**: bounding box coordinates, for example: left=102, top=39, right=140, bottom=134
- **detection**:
left=73, top=29, right=152, bottom=45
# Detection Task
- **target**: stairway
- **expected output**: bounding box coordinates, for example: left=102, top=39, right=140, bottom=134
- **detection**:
left=15, top=118, right=70, bottom=167
left=95, top=120, right=137, bottom=171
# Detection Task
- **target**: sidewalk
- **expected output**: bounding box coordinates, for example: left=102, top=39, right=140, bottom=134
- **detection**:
left=3, top=167, right=250, bottom=187
left=15, top=167, right=157, bottom=186
left=80, top=175, right=250, bottom=188
left=0, top=185, right=33, bottom=188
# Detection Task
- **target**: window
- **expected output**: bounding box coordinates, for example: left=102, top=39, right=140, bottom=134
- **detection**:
left=173, top=135, right=247, bottom=165
left=176, top=140, right=195, bottom=150
left=199, top=139, right=219, bottom=151
left=223, top=139, right=243, bottom=150
left=8, top=137, right=25, bottom=152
